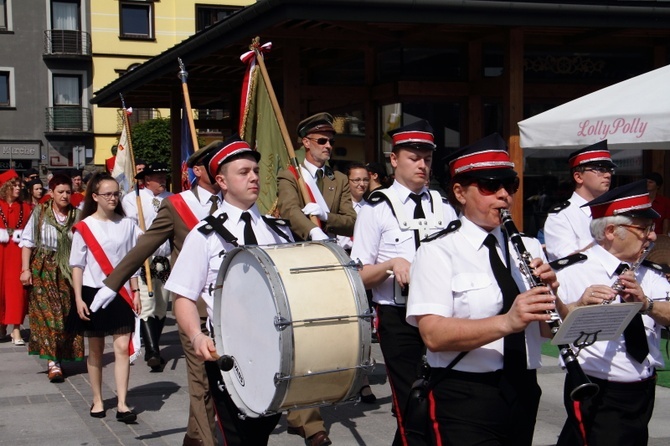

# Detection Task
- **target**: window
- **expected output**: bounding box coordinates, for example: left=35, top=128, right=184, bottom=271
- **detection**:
left=195, top=5, right=239, bottom=32
left=52, top=0, right=79, bottom=31
left=0, top=68, right=15, bottom=107
left=52, top=74, right=82, bottom=130
left=0, top=0, right=11, bottom=31
left=120, top=1, right=153, bottom=39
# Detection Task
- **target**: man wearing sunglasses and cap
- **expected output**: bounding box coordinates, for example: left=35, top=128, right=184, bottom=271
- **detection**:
left=544, top=141, right=616, bottom=261
left=406, top=133, right=557, bottom=445
left=351, top=120, right=457, bottom=446
left=277, top=112, right=356, bottom=242
left=166, top=135, right=293, bottom=445
left=91, top=143, right=223, bottom=445
left=551, top=180, right=670, bottom=446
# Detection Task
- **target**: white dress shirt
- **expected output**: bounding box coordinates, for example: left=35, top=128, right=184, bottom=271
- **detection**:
left=544, top=191, right=595, bottom=261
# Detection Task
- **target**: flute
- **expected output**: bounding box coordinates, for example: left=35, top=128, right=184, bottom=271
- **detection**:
left=499, top=209, right=599, bottom=401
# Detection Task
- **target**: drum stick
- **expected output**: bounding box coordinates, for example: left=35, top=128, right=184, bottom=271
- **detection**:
left=210, top=351, right=234, bottom=372
left=386, top=269, right=394, bottom=276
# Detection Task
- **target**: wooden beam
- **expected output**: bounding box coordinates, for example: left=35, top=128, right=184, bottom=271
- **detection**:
left=504, top=28, right=524, bottom=228
left=170, top=90, right=181, bottom=193
left=283, top=44, right=301, bottom=143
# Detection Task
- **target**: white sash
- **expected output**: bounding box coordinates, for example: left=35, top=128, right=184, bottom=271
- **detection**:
left=300, top=166, right=331, bottom=214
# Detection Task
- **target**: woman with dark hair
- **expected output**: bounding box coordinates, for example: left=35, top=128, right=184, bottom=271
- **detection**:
left=68, top=172, right=141, bottom=421
left=0, top=170, right=32, bottom=344
left=23, top=179, right=44, bottom=208
left=20, top=173, right=84, bottom=382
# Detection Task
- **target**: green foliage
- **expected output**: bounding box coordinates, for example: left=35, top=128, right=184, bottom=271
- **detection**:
left=130, top=118, right=172, bottom=165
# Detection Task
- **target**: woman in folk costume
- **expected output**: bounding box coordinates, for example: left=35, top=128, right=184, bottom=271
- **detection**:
left=19, top=173, right=85, bottom=382
left=68, top=172, right=141, bottom=422
left=0, top=169, right=32, bottom=344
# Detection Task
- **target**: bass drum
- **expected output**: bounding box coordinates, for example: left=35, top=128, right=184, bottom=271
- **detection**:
left=212, top=241, right=371, bottom=418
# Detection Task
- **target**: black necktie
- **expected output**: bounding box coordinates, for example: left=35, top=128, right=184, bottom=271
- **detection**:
left=240, top=212, right=258, bottom=245
left=316, top=169, right=324, bottom=192
left=617, top=263, right=650, bottom=363
left=483, top=234, right=526, bottom=371
left=208, top=195, right=219, bottom=215
left=409, top=193, right=426, bottom=249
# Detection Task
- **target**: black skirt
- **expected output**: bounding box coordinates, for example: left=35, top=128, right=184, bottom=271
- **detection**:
left=66, top=286, right=135, bottom=338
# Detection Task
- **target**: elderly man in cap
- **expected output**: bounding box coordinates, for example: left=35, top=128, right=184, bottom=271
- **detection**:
left=406, top=133, right=556, bottom=446
left=351, top=120, right=458, bottom=446
left=92, top=145, right=222, bottom=445
left=544, top=140, right=616, bottom=261
left=167, top=135, right=293, bottom=446
left=277, top=112, right=356, bottom=242
left=551, top=179, right=670, bottom=446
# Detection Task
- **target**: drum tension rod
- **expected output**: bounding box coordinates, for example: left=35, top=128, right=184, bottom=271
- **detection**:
left=274, top=362, right=375, bottom=383
left=289, top=259, right=363, bottom=274
left=275, top=314, right=365, bottom=330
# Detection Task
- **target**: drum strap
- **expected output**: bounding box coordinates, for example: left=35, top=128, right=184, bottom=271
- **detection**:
left=199, top=213, right=240, bottom=247
left=261, top=216, right=292, bottom=243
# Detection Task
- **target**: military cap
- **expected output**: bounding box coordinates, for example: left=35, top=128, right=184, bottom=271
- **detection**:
left=583, top=179, right=659, bottom=220
left=387, top=120, right=436, bottom=151
left=568, top=140, right=616, bottom=169
left=205, top=134, right=260, bottom=179
left=187, top=140, right=223, bottom=168
left=297, top=112, right=335, bottom=138
left=445, top=133, right=517, bottom=180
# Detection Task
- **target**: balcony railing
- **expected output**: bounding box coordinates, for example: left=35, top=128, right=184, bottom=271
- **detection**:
left=44, top=30, right=92, bottom=57
left=46, top=107, right=92, bottom=133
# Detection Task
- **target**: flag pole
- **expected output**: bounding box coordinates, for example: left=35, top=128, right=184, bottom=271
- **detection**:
left=177, top=58, right=200, bottom=154
left=250, top=38, right=320, bottom=226
left=120, top=93, right=154, bottom=297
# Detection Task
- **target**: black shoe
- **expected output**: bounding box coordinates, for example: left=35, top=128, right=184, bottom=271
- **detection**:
left=359, top=385, right=377, bottom=404
left=116, top=410, right=137, bottom=423
left=150, top=357, right=166, bottom=373
left=90, top=404, right=106, bottom=419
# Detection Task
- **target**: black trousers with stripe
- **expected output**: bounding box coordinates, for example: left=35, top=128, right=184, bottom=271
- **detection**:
left=376, top=304, right=429, bottom=446
left=557, top=373, right=656, bottom=446
left=204, top=361, right=281, bottom=446
left=427, top=368, right=541, bottom=446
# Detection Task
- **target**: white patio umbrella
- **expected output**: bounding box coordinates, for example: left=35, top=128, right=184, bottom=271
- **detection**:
left=519, top=64, right=670, bottom=151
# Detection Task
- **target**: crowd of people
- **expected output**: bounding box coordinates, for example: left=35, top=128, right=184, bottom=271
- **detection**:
left=1, top=111, right=670, bottom=446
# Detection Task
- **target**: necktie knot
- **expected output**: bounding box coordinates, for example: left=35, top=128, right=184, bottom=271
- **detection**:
left=615, top=263, right=630, bottom=275
left=483, top=233, right=498, bottom=250
left=208, top=195, right=219, bottom=215
left=241, top=211, right=252, bottom=224
left=409, top=193, right=423, bottom=205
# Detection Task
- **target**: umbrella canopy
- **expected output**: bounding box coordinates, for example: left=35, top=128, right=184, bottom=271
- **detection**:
left=519, top=64, right=670, bottom=151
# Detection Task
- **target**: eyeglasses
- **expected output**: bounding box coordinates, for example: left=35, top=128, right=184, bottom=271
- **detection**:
left=473, top=177, right=520, bottom=195
left=349, top=178, right=370, bottom=184
left=95, top=192, right=120, bottom=200
left=306, top=137, right=335, bottom=146
left=618, top=223, right=655, bottom=237
left=583, top=166, right=615, bottom=176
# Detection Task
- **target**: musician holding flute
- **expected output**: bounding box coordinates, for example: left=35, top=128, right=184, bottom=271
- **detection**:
left=552, top=179, right=670, bottom=446
left=406, top=134, right=558, bottom=446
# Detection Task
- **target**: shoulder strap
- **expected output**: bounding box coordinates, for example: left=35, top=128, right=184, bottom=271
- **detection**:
left=548, top=201, right=570, bottom=214
left=549, top=252, right=588, bottom=270
left=72, top=221, right=133, bottom=308
left=198, top=213, right=239, bottom=247
left=261, top=215, right=292, bottom=243
left=168, top=194, right=200, bottom=230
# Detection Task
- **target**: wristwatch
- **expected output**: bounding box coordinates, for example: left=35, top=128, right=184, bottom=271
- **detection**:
left=641, top=296, right=654, bottom=315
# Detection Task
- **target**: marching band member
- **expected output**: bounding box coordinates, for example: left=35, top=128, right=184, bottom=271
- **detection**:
left=351, top=120, right=457, bottom=445
left=276, top=111, right=356, bottom=446
left=553, top=180, right=670, bottom=446
left=406, top=134, right=556, bottom=446
left=121, top=162, right=173, bottom=372
left=544, top=141, right=615, bottom=261
left=92, top=142, right=222, bottom=445
left=166, top=135, right=293, bottom=446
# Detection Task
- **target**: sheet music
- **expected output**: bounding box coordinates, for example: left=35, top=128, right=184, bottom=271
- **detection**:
left=551, top=302, right=643, bottom=346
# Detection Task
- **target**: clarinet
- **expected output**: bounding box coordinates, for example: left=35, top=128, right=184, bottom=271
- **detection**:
left=608, top=242, right=654, bottom=298
left=499, top=209, right=599, bottom=401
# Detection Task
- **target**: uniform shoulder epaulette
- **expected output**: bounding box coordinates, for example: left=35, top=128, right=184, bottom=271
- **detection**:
left=197, top=213, right=240, bottom=246
left=261, top=215, right=292, bottom=243
left=548, top=201, right=570, bottom=214
left=367, top=189, right=390, bottom=206
left=549, top=253, right=587, bottom=270
left=642, top=259, right=670, bottom=275
left=421, top=220, right=461, bottom=243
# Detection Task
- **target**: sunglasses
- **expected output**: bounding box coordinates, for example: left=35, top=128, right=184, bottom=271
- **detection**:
left=583, top=166, right=615, bottom=175
left=306, top=137, right=335, bottom=146
left=473, top=177, right=520, bottom=195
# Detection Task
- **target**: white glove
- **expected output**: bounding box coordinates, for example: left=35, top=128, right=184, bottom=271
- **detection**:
left=90, top=285, right=117, bottom=312
left=309, top=227, right=330, bottom=241
left=302, top=202, right=328, bottom=222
